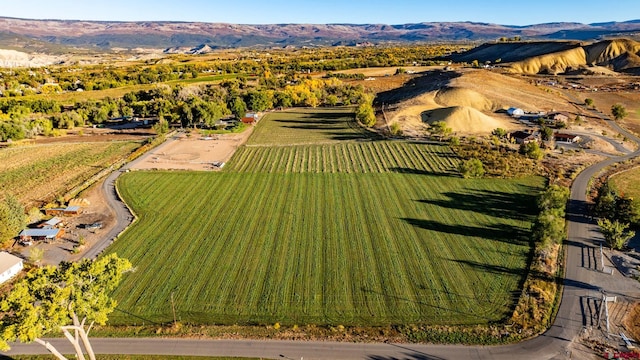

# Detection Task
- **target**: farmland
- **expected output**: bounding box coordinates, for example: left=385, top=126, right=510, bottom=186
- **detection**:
left=0, top=141, right=140, bottom=206
left=110, top=108, right=544, bottom=327
left=610, top=166, right=640, bottom=200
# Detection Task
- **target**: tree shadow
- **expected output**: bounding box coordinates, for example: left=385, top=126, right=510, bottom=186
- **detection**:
left=401, top=218, right=530, bottom=246
left=389, top=168, right=459, bottom=177
left=113, top=307, right=161, bottom=325
left=367, top=350, right=447, bottom=360
left=416, top=188, right=538, bottom=222
left=566, top=198, right=595, bottom=225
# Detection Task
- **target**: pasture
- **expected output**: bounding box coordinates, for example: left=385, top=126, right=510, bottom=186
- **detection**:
left=110, top=108, right=544, bottom=326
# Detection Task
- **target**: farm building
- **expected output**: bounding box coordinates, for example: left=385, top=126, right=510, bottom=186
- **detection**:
left=19, top=228, right=64, bottom=242
left=548, top=112, right=570, bottom=123
left=38, top=217, right=64, bottom=228
left=0, top=252, right=23, bottom=284
left=510, top=130, right=539, bottom=144
left=507, top=107, right=525, bottom=117
left=554, top=133, right=581, bottom=143
left=44, top=206, right=82, bottom=216
left=241, top=113, right=259, bottom=124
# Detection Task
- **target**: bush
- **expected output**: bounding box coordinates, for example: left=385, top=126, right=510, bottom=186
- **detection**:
left=457, top=158, right=485, bottom=178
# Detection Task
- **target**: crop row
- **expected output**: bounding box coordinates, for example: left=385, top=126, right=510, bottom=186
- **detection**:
left=0, top=141, right=140, bottom=205
left=110, top=171, right=543, bottom=326
left=226, top=141, right=460, bottom=174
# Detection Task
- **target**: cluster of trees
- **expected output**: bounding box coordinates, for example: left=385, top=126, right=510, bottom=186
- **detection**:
left=519, top=141, right=543, bottom=160
left=0, top=194, right=26, bottom=246
left=0, top=254, right=132, bottom=359
left=1, top=44, right=466, bottom=98
left=531, top=185, right=570, bottom=248
left=595, top=181, right=638, bottom=250
left=458, top=158, right=485, bottom=178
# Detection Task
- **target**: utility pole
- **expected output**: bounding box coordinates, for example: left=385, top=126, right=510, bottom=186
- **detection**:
left=171, top=291, right=177, bottom=325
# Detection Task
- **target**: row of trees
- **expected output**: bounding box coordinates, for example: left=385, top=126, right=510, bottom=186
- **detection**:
left=531, top=185, right=570, bottom=248
left=595, top=181, right=638, bottom=250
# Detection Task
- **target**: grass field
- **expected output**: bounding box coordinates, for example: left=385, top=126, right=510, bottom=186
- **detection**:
left=0, top=141, right=140, bottom=207
left=110, top=108, right=543, bottom=327
left=610, top=166, right=640, bottom=200
left=247, top=107, right=373, bottom=146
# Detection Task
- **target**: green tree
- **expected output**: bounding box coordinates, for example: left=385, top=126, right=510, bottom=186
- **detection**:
left=491, top=128, right=507, bottom=138
left=430, top=121, right=452, bottom=140
left=540, top=126, right=554, bottom=141
left=519, top=141, right=543, bottom=160
left=584, top=98, right=594, bottom=108
left=0, top=194, right=26, bottom=245
left=458, top=158, right=485, bottom=178
left=0, top=254, right=132, bottom=360
left=356, top=101, right=376, bottom=127
left=152, top=118, right=169, bottom=135
left=597, top=218, right=635, bottom=250
left=229, top=97, right=247, bottom=119
left=611, top=104, right=627, bottom=121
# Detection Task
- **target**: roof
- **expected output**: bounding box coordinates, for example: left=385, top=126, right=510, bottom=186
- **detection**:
left=44, top=217, right=62, bottom=226
left=555, top=133, right=578, bottom=139
left=0, top=252, right=23, bottom=274
left=511, top=131, right=536, bottom=139
left=65, top=206, right=80, bottom=212
left=19, top=228, right=60, bottom=238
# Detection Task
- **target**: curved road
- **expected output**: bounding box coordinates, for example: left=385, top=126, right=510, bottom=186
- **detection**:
left=6, top=117, right=640, bottom=359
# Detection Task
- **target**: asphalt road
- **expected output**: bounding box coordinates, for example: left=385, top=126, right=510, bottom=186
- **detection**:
left=6, top=116, right=640, bottom=359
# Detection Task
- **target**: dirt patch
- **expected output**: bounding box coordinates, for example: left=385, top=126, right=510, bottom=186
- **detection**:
left=31, top=128, right=153, bottom=144
left=131, top=128, right=253, bottom=171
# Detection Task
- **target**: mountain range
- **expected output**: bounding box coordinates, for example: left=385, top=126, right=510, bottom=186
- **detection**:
left=1, top=17, right=640, bottom=52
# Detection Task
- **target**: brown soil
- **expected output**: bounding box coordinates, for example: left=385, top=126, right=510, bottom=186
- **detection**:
left=132, top=128, right=253, bottom=171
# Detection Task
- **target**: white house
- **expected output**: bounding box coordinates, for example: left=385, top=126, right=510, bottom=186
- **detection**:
left=0, top=252, right=23, bottom=284
left=507, top=107, right=525, bottom=117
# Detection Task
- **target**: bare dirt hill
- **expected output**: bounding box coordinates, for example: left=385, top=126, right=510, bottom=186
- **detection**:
left=379, top=69, right=575, bottom=136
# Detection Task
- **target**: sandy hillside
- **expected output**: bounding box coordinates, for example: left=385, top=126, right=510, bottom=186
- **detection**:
left=506, top=39, right=640, bottom=74
left=382, top=69, right=575, bottom=136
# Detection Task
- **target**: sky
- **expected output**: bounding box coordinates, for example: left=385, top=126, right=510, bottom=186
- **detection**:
left=2, top=0, right=638, bottom=26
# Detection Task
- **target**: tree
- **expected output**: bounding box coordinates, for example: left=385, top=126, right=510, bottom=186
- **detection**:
left=458, top=158, right=485, bottom=178
left=584, top=98, right=594, bottom=108
left=519, top=141, right=543, bottom=160
left=491, top=128, right=507, bottom=138
left=597, top=218, right=635, bottom=250
left=430, top=121, right=452, bottom=140
left=540, top=126, right=554, bottom=141
left=152, top=118, right=169, bottom=135
left=229, top=97, right=247, bottom=119
left=356, top=97, right=376, bottom=127
left=0, top=194, right=26, bottom=246
left=611, top=104, right=627, bottom=121
left=0, top=254, right=132, bottom=360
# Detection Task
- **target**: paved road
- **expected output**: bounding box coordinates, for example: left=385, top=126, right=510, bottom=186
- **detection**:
left=6, top=116, right=640, bottom=358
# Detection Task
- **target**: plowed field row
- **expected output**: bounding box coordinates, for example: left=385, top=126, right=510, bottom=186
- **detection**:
left=226, top=142, right=459, bottom=174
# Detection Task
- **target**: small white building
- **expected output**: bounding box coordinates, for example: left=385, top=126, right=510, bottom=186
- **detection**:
left=0, top=252, right=23, bottom=284
left=507, top=107, right=525, bottom=117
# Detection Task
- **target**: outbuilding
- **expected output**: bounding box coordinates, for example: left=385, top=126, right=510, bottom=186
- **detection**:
left=554, top=133, right=581, bottom=143
left=0, top=252, right=23, bottom=284
left=507, top=107, right=525, bottom=118
left=510, top=130, right=539, bottom=144
left=19, top=228, right=64, bottom=242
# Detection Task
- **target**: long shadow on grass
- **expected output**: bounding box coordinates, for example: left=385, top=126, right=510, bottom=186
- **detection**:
left=401, top=218, right=530, bottom=246
left=113, top=308, right=161, bottom=325
left=416, top=188, right=538, bottom=222
left=360, top=287, right=493, bottom=322
left=368, top=352, right=446, bottom=360
left=389, top=167, right=459, bottom=177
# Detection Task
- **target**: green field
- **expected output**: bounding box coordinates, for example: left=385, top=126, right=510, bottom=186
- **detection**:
left=611, top=167, right=640, bottom=200
left=247, top=107, right=373, bottom=146
left=110, top=108, right=543, bottom=327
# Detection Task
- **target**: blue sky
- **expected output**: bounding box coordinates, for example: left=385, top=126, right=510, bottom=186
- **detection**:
left=2, top=0, right=638, bottom=26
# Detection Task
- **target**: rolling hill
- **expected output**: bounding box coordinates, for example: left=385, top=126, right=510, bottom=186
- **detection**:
left=451, top=38, right=640, bottom=75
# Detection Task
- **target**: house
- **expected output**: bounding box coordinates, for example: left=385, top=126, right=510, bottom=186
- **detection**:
left=554, top=133, right=581, bottom=143
left=38, top=217, right=64, bottom=229
left=241, top=113, right=259, bottom=124
left=19, top=228, right=64, bottom=242
left=0, top=252, right=23, bottom=284
left=548, top=112, right=570, bottom=123
left=510, top=130, right=539, bottom=144
left=507, top=107, right=525, bottom=118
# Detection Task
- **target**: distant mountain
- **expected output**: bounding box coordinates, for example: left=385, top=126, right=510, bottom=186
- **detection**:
left=0, top=17, right=639, bottom=51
